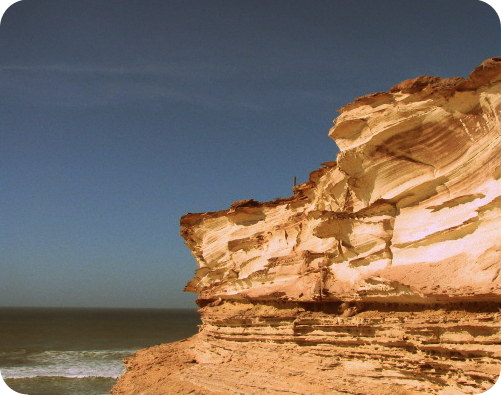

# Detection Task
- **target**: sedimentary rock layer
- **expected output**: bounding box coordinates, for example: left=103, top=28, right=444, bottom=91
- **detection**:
left=113, top=58, right=501, bottom=394
left=114, top=301, right=500, bottom=394
left=181, top=57, right=501, bottom=305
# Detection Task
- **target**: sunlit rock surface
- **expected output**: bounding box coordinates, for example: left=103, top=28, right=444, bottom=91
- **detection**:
left=113, top=58, right=501, bottom=395
left=181, top=57, right=501, bottom=304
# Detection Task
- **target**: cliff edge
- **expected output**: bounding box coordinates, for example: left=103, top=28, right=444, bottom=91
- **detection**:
left=113, top=58, right=501, bottom=395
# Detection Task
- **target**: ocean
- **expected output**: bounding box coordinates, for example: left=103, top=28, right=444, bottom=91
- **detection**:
left=0, top=307, right=200, bottom=394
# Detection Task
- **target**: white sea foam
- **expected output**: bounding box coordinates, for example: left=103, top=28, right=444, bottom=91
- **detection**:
left=0, top=349, right=135, bottom=379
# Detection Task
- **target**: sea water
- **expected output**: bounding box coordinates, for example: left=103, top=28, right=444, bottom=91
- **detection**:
left=0, top=307, right=200, bottom=394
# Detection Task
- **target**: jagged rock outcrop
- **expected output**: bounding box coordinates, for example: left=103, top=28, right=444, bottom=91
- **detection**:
left=113, top=58, right=501, bottom=395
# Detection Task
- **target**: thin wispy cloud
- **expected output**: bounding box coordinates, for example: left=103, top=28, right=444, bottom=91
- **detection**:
left=1, top=61, right=231, bottom=78
left=0, top=62, right=264, bottom=109
left=1, top=62, right=337, bottom=111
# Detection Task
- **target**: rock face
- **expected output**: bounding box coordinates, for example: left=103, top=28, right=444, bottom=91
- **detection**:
left=113, top=58, right=501, bottom=395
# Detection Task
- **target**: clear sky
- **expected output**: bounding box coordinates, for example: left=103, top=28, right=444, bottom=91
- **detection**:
left=0, top=0, right=499, bottom=308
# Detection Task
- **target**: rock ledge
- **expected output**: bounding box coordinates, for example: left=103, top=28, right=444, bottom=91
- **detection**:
left=113, top=59, right=501, bottom=395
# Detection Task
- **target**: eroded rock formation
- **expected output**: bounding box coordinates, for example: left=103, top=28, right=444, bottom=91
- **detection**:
left=113, top=58, right=501, bottom=395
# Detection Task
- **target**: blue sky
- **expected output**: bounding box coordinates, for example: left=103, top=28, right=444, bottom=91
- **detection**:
left=0, top=0, right=499, bottom=308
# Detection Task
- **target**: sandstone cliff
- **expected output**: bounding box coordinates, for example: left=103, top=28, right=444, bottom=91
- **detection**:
left=113, top=58, right=501, bottom=395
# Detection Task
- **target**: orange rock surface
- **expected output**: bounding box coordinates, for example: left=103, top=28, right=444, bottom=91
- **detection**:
left=113, top=58, right=501, bottom=395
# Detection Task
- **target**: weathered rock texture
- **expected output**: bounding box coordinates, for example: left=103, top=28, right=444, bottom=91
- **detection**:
left=113, top=58, right=501, bottom=395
